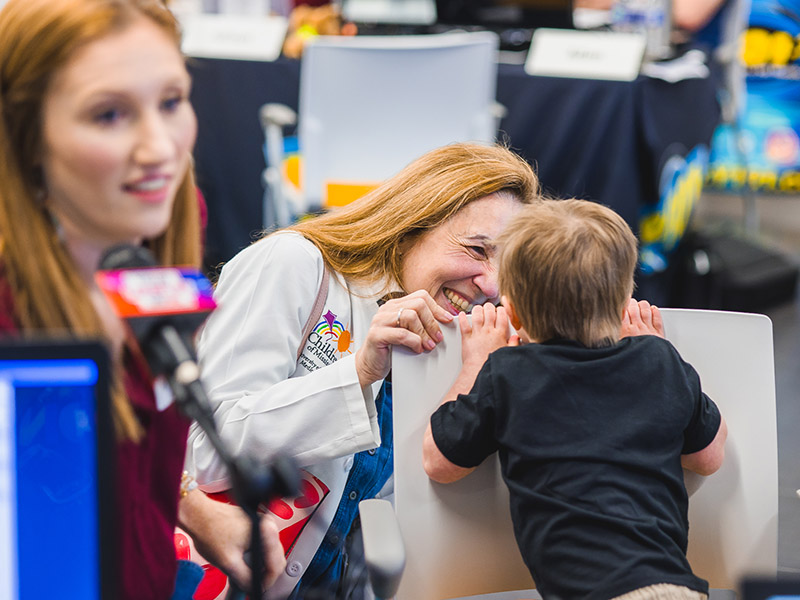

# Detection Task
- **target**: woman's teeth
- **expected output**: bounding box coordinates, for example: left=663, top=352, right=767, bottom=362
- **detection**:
left=444, top=289, right=473, bottom=313
left=128, top=177, right=168, bottom=192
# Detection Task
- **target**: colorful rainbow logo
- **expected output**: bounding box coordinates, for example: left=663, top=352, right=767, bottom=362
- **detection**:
left=314, top=310, right=345, bottom=340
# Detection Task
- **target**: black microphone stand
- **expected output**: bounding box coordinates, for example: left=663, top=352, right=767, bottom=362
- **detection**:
left=151, top=326, right=300, bottom=600
left=98, top=244, right=301, bottom=599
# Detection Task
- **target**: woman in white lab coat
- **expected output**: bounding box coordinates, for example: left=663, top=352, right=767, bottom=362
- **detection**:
left=186, top=142, right=540, bottom=598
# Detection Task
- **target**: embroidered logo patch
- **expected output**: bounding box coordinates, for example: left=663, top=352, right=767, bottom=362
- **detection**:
left=299, top=309, right=352, bottom=371
left=314, top=310, right=345, bottom=340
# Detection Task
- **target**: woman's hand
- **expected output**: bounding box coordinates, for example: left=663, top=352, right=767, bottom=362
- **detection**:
left=459, top=302, right=518, bottom=370
left=355, top=290, right=454, bottom=388
left=178, top=490, right=286, bottom=591
left=620, top=298, right=665, bottom=339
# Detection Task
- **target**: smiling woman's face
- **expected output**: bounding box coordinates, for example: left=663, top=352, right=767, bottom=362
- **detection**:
left=399, top=192, right=523, bottom=315
left=40, top=16, right=196, bottom=250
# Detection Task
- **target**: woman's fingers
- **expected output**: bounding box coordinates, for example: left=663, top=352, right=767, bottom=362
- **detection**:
left=395, top=305, right=437, bottom=351
left=389, top=291, right=451, bottom=351
left=355, top=291, right=454, bottom=387
left=260, top=515, right=286, bottom=589
left=356, top=293, right=520, bottom=388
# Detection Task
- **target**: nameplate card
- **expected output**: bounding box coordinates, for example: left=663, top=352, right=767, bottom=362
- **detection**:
left=525, top=28, right=646, bottom=82
left=179, top=13, right=288, bottom=61
left=342, top=0, right=436, bottom=25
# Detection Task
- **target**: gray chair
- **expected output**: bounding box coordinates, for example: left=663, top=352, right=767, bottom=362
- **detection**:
left=260, top=31, right=501, bottom=227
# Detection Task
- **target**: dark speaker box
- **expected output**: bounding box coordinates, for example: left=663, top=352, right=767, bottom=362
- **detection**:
left=673, top=230, right=799, bottom=313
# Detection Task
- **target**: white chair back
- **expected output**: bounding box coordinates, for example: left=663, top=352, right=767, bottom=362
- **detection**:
left=662, top=309, right=777, bottom=586
left=391, top=309, right=777, bottom=599
left=298, top=31, right=499, bottom=210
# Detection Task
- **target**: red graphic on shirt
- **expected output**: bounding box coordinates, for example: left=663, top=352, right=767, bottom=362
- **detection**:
left=174, top=471, right=330, bottom=600
left=196, top=565, right=228, bottom=600
left=174, top=532, right=192, bottom=561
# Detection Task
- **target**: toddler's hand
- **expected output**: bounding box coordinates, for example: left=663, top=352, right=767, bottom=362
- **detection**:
left=459, top=303, right=514, bottom=369
left=620, top=298, right=665, bottom=339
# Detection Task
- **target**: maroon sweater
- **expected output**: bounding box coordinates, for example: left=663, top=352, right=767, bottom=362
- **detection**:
left=0, top=271, right=190, bottom=599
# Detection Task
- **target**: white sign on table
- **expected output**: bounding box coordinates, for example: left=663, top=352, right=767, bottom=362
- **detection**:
left=525, top=28, right=646, bottom=82
left=179, top=13, right=288, bottom=61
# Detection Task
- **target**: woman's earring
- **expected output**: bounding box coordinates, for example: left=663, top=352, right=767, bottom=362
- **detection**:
left=47, top=208, right=66, bottom=245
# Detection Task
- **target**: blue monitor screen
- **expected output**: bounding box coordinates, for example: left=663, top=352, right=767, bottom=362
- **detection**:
left=0, top=352, right=108, bottom=600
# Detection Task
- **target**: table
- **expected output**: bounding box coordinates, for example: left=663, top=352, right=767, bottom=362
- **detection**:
left=188, top=54, right=721, bottom=302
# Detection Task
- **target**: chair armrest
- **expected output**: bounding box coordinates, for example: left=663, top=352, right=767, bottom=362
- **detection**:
left=359, top=498, right=406, bottom=599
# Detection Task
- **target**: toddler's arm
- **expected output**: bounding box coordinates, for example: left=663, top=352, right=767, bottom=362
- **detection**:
left=682, top=415, right=728, bottom=476
left=422, top=303, right=516, bottom=484
left=422, top=429, right=476, bottom=483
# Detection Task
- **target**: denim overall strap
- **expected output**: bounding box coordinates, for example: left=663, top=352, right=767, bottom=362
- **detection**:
left=291, top=379, right=394, bottom=598
left=171, top=559, right=204, bottom=600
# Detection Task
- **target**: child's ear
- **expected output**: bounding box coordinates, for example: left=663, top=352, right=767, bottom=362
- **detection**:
left=501, top=295, right=523, bottom=330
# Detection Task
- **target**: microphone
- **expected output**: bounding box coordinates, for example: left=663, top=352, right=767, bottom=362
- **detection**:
left=97, top=244, right=300, bottom=599
left=95, top=244, right=217, bottom=421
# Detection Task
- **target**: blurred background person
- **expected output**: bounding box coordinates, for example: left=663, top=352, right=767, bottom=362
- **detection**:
left=575, top=0, right=729, bottom=35
left=0, top=0, right=284, bottom=598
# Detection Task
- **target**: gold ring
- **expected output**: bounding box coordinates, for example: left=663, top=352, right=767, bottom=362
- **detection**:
left=396, top=308, right=406, bottom=328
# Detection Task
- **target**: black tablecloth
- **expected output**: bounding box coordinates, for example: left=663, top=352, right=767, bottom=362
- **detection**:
left=188, top=56, right=721, bottom=279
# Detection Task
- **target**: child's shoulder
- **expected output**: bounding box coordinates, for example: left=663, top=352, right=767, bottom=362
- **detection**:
left=623, top=333, right=675, bottom=350
left=623, top=334, right=688, bottom=365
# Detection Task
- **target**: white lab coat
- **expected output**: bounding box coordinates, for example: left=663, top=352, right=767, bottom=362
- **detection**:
left=186, top=232, right=388, bottom=597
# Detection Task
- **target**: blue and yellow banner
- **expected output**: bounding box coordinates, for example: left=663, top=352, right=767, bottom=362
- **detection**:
left=707, top=0, right=800, bottom=193
left=641, top=145, right=709, bottom=273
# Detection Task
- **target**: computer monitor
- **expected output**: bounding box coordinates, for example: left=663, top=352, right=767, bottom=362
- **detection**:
left=0, top=339, right=115, bottom=600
